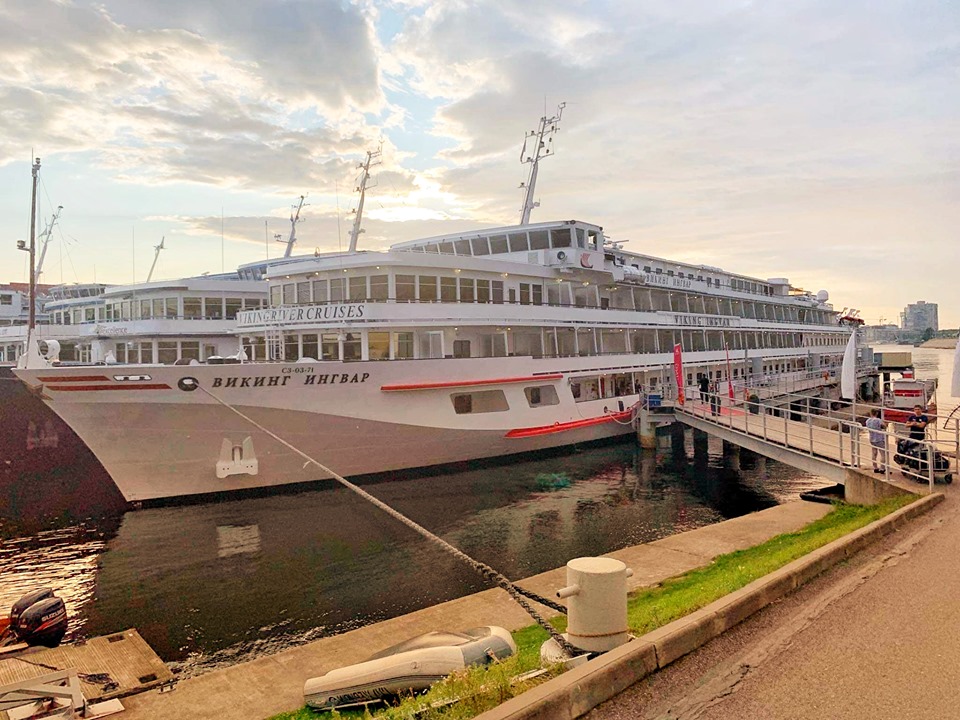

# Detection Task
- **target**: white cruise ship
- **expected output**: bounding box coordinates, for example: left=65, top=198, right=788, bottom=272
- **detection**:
left=13, top=118, right=851, bottom=503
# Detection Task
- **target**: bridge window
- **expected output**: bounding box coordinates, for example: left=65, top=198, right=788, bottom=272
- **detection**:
left=529, top=230, right=549, bottom=250
left=490, top=235, right=508, bottom=253
left=471, top=237, right=490, bottom=255
left=451, top=390, right=509, bottom=414
left=509, top=233, right=529, bottom=252
left=550, top=228, right=571, bottom=248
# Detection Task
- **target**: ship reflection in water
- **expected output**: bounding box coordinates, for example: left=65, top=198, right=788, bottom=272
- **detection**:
left=0, top=436, right=825, bottom=677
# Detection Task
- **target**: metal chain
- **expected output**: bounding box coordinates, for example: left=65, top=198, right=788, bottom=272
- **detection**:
left=196, top=385, right=579, bottom=657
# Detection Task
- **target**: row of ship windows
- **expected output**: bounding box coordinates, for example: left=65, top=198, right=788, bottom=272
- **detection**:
left=270, top=275, right=831, bottom=325
left=238, top=326, right=844, bottom=363
left=48, top=297, right=267, bottom=324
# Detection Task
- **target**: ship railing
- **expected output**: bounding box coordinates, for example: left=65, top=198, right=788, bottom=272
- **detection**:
left=677, top=390, right=953, bottom=493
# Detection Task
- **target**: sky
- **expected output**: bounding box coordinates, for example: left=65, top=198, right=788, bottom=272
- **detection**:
left=0, top=0, right=957, bottom=327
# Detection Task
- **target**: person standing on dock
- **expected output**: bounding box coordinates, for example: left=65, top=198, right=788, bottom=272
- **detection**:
left=698, top=374, right=710, bottom=404
left=906, top=405, right=929, bottom=441
left=709, top=380, right=720, bottom=416
left=865, top=409, right=887, bottom=473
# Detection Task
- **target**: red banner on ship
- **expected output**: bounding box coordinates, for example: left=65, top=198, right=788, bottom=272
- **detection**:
left=673, top=343, right=685, bottom=405
left=724, top=343, right=735, bottom=399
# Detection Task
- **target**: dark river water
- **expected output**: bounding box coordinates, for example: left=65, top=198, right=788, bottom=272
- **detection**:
left=0, top=433, right=826, bottom=677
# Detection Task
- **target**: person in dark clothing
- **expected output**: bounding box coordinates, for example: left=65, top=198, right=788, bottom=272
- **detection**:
left=906, top=405, right=929, bottom=440
left=709, top=380, right=720, bottom=416
left=697, top=374, right=710, bottom=402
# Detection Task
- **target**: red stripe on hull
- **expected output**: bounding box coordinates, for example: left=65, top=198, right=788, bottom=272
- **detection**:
left=506, top=409, right=633, bottom=438
left=382, top=374, right=563, bottom=392
left=47, top=384, right=171, bottom=392
left=37, top=375, right=110, bottom=382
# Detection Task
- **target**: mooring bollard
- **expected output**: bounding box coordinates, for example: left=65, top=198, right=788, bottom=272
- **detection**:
left=541, top=557, right=633, bottom=663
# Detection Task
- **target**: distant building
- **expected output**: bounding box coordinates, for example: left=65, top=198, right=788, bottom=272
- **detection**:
left=864, top=324, right=900, bottom=344
left=900, top=301, right=938, bottom=333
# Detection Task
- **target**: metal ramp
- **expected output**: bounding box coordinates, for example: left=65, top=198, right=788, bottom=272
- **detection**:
left=673, top=396, right=956, bottom=492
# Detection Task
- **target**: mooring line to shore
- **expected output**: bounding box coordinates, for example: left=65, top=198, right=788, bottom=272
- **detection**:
left=196, top=384, right=579, bottom=657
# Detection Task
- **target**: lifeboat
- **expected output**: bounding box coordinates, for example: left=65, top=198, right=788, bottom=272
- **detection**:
left=303, top=626, right=516, bottom=710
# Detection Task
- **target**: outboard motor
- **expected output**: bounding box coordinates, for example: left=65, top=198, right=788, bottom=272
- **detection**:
left=15, top=596, right=68, bottom=647
left=2, top=588, right=68, bottom=648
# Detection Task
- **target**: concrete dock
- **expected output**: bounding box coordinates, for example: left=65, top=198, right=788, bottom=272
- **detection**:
left=118, top=501, right=830, bottom=720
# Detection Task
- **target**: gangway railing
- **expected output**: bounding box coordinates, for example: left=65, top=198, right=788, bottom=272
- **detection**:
left=673, top=393, right=952, bottom=493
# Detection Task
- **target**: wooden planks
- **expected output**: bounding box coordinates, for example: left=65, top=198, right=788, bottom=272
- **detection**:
left=0, top=629, right=172, bottom=702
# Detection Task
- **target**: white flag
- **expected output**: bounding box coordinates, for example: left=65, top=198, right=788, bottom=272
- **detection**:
left=840, top=329, right=857, bottom=399
left=952, top=335, right=960, bottom=398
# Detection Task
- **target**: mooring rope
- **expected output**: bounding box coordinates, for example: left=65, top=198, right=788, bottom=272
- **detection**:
left=196, top=384, right=578, bottom=657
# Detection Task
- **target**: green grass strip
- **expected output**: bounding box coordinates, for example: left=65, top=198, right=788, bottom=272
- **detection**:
left=269, top=494, right=917, bottom=720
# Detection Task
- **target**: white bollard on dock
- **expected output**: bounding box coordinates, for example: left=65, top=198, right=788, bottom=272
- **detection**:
left=541, top=556, right=633, bottom=662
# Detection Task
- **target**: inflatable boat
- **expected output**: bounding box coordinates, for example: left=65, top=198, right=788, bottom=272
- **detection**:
left=303, top=626, right=516, bottom=710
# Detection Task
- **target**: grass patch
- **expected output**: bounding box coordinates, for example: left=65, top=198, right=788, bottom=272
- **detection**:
left=269, top=495, right=916, bottom=720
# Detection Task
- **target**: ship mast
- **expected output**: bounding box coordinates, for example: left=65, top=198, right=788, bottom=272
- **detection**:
left=145, top=236, right=165, bottom=282
left=518, top=102, right=565, bottom=225
left=34, top=205, right=62, bottom=285
left=27, top=158, right=40, bottom=331
left=347, top=145, right=381, bottom=254
left=281, top=195, right=308, bottom=258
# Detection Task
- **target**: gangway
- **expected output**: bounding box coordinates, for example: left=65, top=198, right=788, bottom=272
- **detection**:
left=671, top=394, right=956, bottom=497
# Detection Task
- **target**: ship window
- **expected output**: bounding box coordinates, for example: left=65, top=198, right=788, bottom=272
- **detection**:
left=574, top=377, right=600, bottom=402
left=152, top=298, right=165, bottom=318
left=282, top=284, right=295, bottom=305
left=321, top=334, right=339, bottom=360
left=550, top=228, right=571, bottom=248
left=655, top=268, right=662, bottom=274
left=330, top=278, right=344, bottom=303
left=667, top=270, right=674, bottom=277
left=529, top=230, right=549, bottom=250
left=489, top=235, right=508, bottom=253
left=370, top=275, right=388, bottom=301
left=524, top=385, right=559, bottom=407
left=492, top=280, right=504, bottom=303
left=454, top=239, right=472, bottom=256
left=225, top=298, right=241, bottom=320
left=477, top=279, right=490, bottom=303
left=368, top=332, right=390, bottom=360
left=349, top=277, right=366, bottom=302
left=460, top=278, right=476, bottom=303
left=181, top=341, right=200, bottom=362
left=393, top=332, right=414, bottom=359
left=438, top=241, right=455, bottom=255
left=297, top=282, right=311, bottom=304
left=451, top=390, right=509, bottom=414
left=158, top=341, right=178, bottom=364
left=283, top=334, right=298, bottom=362
left=206, top=298, right=224, bottom=319
left=508, top=233, right=529, bottom=252
left=532, top=284, right=543, bottom=305
left=302, top=334, right=319, bottom=360
left=343, top=333, right=361, bottom=361
left=575, top=228, right=586, bottom=248
left=453, top=340, right=471, bottom=358
left=419, top=275, right=438, bottom=301
left=312, top=279, right=328, bottom=303
left=184, top=297, right=203, bottom=318
left=396, top=275, right=415, bottom=302
left=270, top=286, right=281, bottom=307
left=644, top=266, right=652, bottom=273
left=440, top=277, right=457, bottom=302
left=85, top=308, right=96, bottom=322
left=519, top=284, right=531, bottom=305
left=0, top=295, right=10, bottom=305
left=471, top=237, right=490, bottom=255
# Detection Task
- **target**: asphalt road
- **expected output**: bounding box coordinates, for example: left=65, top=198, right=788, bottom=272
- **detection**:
left=588, top=482, right=960, bottom=720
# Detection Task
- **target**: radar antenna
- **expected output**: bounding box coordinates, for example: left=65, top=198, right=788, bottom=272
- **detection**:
left=518, top=102, right=565, bottom=225
left=280, top=195, right=308, bottom=258
left=145, top=236, right=166, bottom=283
left=348, top=144, right=382, bottom=254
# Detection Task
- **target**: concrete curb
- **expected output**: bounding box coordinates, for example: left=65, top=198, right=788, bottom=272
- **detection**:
left=479, top=493, right=944, bottom=720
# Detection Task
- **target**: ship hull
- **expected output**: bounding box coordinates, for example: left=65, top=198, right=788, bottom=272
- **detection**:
left=15, top=357, right=646, bottom=502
